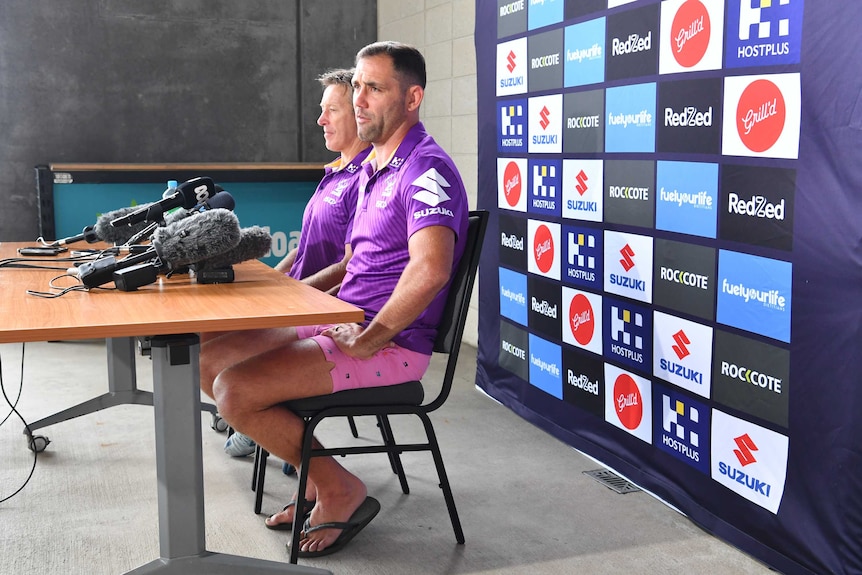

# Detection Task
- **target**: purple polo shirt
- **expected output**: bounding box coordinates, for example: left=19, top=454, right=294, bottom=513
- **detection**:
left=289, top=146, right=371, bottom=280
left=337, top=122, right=469, bottom=355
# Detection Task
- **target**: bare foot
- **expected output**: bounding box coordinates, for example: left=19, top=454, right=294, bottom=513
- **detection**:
left=264, top=484, right=319, bottom=529
left=299, top=475, right=367, bottom=553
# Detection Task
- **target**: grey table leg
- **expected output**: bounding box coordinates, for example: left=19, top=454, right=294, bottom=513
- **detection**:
left=129, top=334, right=329, bottom=575
left=25, top=337, right=215, bottom=435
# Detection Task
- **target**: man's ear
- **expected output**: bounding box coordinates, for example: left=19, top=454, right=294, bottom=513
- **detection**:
left=406, top=85, right=424, bottom=112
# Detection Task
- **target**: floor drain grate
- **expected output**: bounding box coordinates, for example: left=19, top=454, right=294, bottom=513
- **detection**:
left=583, top=469, right=641, bottom=494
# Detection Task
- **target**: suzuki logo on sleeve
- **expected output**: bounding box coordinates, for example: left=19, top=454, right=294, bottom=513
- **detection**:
left=672, top=329, right=691, bottom=359
left=411, top=168, right=452, bottom=206
left=619, top=244, right=636, bottom=271
left=733, top=433, right=758, bottom=466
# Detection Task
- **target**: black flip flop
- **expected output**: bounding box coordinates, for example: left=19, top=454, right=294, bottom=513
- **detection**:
left=265, top=499, right=316, bottom=531
left=295, top=496, right=381, bottom=558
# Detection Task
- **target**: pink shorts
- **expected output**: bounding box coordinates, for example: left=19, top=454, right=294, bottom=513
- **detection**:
left=296, top=324, right=431, bottom=392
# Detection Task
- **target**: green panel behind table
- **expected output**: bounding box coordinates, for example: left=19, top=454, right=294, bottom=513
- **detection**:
left=53, top=181, right=317, bottom=268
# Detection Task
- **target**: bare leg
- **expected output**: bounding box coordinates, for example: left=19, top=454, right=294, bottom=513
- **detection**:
left=209, top=333, right=368, bottom=553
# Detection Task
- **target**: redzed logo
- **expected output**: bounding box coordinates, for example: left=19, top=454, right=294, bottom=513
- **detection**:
left=736, top=79, right=786, bottom=153
left=733, top=433, right=758, bottom=466
left=619, top=244, right=636, bottom=272
left=539, top=106, right=551, bottom=130
left=575, top=169, right=589, bottom=195
left=614, top=373, right=643, bottom=430
left=672, top=329, right=691, bottom=359
left=534, top=224, right=554, bottom=273
left=507, top=50, right=517, bottom=73
left=569, top=294, right=595, bottom=346
left=503, top=161, right=522, bottom=207
left=671, top=0, right=710, bottom=68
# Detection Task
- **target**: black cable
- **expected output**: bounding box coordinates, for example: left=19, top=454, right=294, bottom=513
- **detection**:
left=0, top=343, right=38, bottom=504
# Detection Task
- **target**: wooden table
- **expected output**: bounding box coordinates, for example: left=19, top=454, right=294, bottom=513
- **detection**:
left=0, top=242, right=363, bottom=574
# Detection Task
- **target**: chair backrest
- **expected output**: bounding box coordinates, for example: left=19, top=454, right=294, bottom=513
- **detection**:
left=425, top=209, right=488, bottom=412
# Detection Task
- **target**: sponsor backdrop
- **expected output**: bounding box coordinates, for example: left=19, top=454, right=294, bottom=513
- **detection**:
left=476, top=1, right=862, bottom=574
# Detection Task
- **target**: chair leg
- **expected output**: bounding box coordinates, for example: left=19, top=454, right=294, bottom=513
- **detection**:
left=348, top=415, right=359, bottom=438
left=419, top=414, right=464, bottom=544
left=289, top=426, right=317, bottom=564
left=253, top=446, right=269, bottom=515
left=377, top=414, right=410, bottom=494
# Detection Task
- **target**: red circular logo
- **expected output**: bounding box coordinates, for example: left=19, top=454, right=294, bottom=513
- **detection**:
left=503, top=161, right=521, bottom=207
left=736, top=79, right=786, bottom=153
left=533, top=224, right=554, bottom=274
left=613, top=373, right=643, bottom=430
left=671, top=0, right=710, bottom=68
left=569, top=294, right=594, bottom=346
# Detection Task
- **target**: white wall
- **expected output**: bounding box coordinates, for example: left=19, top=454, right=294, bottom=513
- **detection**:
left=377, top=0, right=480, bottom=346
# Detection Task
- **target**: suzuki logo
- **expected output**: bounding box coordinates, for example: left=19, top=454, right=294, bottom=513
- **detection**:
left=575, top=169, right=589, bottom=196
left=672, top=330, right=691, bottom=359
left=507, top=50, right=517, bottom=73
left=733, top=433, right=758, bottom=467
left=619, top=244, right=635, bottom=272
left=539, top=106, right=551, bottom=130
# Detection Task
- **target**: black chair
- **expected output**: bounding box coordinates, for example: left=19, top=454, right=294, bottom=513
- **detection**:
left=251, top=209, right=488, bottom=563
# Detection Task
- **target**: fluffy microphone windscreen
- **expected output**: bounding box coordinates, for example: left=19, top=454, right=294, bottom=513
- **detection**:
left=93, top=204, right=155, bottom=245
left=195, top=226, right=272, bottom=270
left=152, top=208, right=241, bottom=270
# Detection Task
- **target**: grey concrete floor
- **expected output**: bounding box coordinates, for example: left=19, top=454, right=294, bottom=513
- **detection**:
left=0, top=339, right=777, bottom=574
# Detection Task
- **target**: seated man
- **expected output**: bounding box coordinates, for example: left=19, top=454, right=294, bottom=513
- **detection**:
left=200, top=41, right=468, bottom=557
left=223, top=67, right=371, bottom=458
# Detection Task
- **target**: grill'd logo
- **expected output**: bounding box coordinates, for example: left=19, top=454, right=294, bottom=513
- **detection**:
left=671, top=0, right=710, bottom=68
left=737, top=79, right=785, bottom=153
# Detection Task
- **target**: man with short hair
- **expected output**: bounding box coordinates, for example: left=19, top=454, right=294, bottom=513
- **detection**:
left=223, top=67, right=371, bottom=458
left=200, top=41, right=468, bottom=557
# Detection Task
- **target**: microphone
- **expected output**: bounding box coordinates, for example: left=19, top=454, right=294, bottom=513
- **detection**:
left=49, top=226, right=100, bottom=247
left=77, top=208, right=241, bottom=288
left=163, top=190, right=236, bottom=226
left=194, top=226, right=272, bottom=271
left=110, top=176, right=217, bottom=228
left=93, top=204, right=157, bottom=245
left=193, top=226, right=271, bottom=284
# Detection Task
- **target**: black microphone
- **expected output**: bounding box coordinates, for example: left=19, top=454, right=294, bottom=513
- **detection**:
left=77, top=208, right=241, bottom=288
left=49, top=226, right=100, bottom=247
left=110, top=176, right=217, bottom=228
left=163, top=190, right=236, bottom=226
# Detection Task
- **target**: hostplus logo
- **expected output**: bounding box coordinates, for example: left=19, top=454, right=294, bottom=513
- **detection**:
left=530, top=160, right=560, bottom=215
left=726, top=0, right=803, bottom=68
left=608, top=303, right=648, bottom=367
left=498, top=99, right=527, bottom=152
left=565, top=229, right=599, bottom=286
left=657, top=390, right=708, bottom=473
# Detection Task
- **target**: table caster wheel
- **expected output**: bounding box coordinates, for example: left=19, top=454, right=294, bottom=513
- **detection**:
left=211, top=413, right=229, bottom=433
left=27, top=434, right=50, bottom=453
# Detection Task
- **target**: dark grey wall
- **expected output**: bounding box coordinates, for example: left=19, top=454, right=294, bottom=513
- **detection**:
left=0, top=0, right=376, bottom=241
